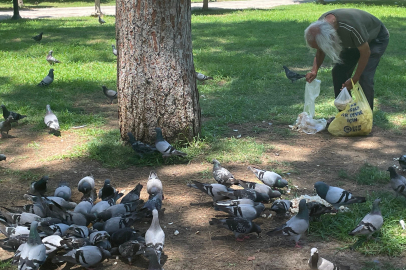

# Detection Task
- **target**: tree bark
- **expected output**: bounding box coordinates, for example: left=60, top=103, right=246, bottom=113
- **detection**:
left=95, top=0, right=102, bottom=15
left=11, top=0, right=22, bottom=20
left=203, top=0, right=208, bottom=9
left=116, top=0, right=201, bottom=144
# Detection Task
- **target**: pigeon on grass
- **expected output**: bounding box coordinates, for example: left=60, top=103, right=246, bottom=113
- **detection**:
left=38, top=69, right=54, bottom=86
left=247, top=166, right=288, bottom=188
left=46, top=50, right=61, bottom=65
left=212, top=159, right=238, bottom=187
left=388, top=166, right=406, bottom=197
left=1, top=104, right=27, bottom=124
left=112, top=45, right=117, bottom=56
left=0, top=115, right=13, bottom=138
left=349, top=198, right=383, bottom=239
left=399, top=155, right=406, bottom=171
left=209, top=217, right=261, bottom=241
left=314, top=181, right=366, bottom=209
left=307, top=201, right=337, bottom=220
left=308, top=247, right=350, bottom=270
left=98, top=16, right=106, bottom=24
left=267, top=199, right=309, bottom=248
left=102, top=85, right=117, bottom=104
left=196, top=72, right=213, bottom=81
left=32, top=32, right=43, bottom=42
left=44, top=104, right=59, bottom=133
left=154, top=127, right=187, bottom=158
left=283, top=66, right=305, bottom=83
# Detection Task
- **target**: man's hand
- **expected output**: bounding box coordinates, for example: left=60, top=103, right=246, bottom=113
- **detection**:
left=341, top=78, right=353, bottom=90
left=306, top=71, right=317, bottom=83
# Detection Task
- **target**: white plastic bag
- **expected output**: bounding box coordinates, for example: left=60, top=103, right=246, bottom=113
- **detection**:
left=334, top=87, right=353, bottom=111
left=289, top=80, right=327, bottom=134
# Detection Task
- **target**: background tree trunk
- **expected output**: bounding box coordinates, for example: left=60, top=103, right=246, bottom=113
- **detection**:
left=116, top=0, right=201, bottom=144
left=203, top=0, right=208, bottom=9
left=95, top=0, right=102, bottom=15
left=11, top=0, right=22, bottom=20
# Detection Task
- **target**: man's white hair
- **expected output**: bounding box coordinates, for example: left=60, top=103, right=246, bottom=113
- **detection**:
left=304, top=20, right=343, bottom=64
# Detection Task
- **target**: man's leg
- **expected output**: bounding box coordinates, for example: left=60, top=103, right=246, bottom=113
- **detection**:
left=332, top=48, right=359, bottom=100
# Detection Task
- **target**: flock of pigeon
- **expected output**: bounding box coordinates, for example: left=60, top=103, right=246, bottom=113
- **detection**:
left=0, top=171, right=166, bottom=270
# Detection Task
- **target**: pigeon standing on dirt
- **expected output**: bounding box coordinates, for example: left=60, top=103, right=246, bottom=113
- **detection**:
left=1, top=104, right=27, bottom=124
left=120, top=183, right=143, bottom=204
left=30, top=176, right=48, bottom=196
left=78, top=176, right=95, bottom=195
left=147, top=171, right=163, bottom=199
left=238, top=180, right=281, bottom=200
left=112, top=45, right=117, bottom=56
left=196, top=72, right=213, bottom=81
left=267, top=199, right=309, bottom=248
left=0, top=115, right=13, bottom=138
left=32, top=32, right=43, bottom=42
left=102, top=85, right=117, bottom=104
left=144, top=246, right=163, bottom=270
left=44, top=104, right=59, bottom=131
left=145, top=209, right=165, bottom=264
left=127, top=132, right=157, bottom=157
left=187, top=180, right=229, bottom=203
left=212, top=159, right=237, bottom=187
left=38, top=69, right=54, bottom=86
left=209, top=217, right=261, bottom=241
left=52, top=246, right=110, bottom=268
left=216, top=203, right=265, bottom=221
left=388, top=166, right=406, bottom=197
left=247, top=166, right=288, bottom=188
left=349, top=198, right=383, bottom=238
left=308, top=247, right=350, bottom=270
left=399, top=155, right=406, bottom=171
left=13, top=221, right=47, bottom=270
left=283, top=66, right=306, bottom=83
left=0, top=154, right=6, bottom=161
left=154, top=127, right=187, bottom=158
left=46, top=50, right=61, bottom=65
left=314, top=181, right=366, bottom=209
left=98, top=15, right=106, bottom=24
left=218, top=188, right=270, bottom=203
left=98, top=179, right=116, bottom=200
left=270, top=200, right=292, bottom=217
left=54, top=181, right=71, bottom=201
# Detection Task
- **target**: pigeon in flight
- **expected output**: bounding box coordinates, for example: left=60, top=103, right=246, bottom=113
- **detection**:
left=210, top=217, right=261, bottom=241
left=283, top=66, right=306, bottom=83
left=314, top=181, right=366, bottom=209
left=32, top=32, right=43, bottom=42
left=349, top=198, right=383, bottom=239
left=155, top=127, right=187, bottom=158
left=44, top=104, right=60, bottom=132
left=388, top=166, right=406, bottom=197
left=399, top=155, right=406, bottom=171
left=308, top=247, right=350, bottom=270
left=112, top=45, right=117, bottom=56
left=38, top=68, right=54, bottom=86
left=46, top=50, right=61, bottom=65
left=1, top=104, right=27, bottom=124
left=127, top=132, right=157, bottom=157
left=267, top=199, right=309, bottom=247
left=102, top=85, right=117, bottom=104
left=247, top=166, right=288, bottom=188
left=196, top=72, right=213, bottom=81
left=0, top=154, right=6, bottom=161
left=212, top=159, right=237, bottom=187
left=99, top=16, right=106, bottom=24
left=0, top=115, right=13, bottom=138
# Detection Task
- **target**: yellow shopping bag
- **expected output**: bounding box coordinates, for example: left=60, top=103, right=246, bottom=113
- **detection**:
left=328, top=81, right=373, bottom=136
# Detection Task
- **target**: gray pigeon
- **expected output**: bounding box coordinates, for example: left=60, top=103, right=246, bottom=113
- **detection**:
left=38, top=69, right=54, bottom=86
left=188, top=180, right=230, bottom=203
left=46, top=50, right=61, bottom=65
left=96, top=201, right=142, bottom=221
left=155, top=127, right=187, bottom=158
left=91, top=199, right=115, bottom=215
left=217, top=188, right=269, bottom=203
left=314, top=181, right=366, bottom=209
left=92, top=213, right=142, bottom=234
left=143, top=192, right=163, bottom=213
left=388, top=166, right=406, bottom=197
left=127, top=132, right=157, bottom=157
left=209, top=217, right=261, bottom=241
left=42, top=235, right=63, bottom=255
left=102, top=85, right=117, bottom=104
left=144, top=246, right=163, bottom=270
left=89, top=231, right=110, bottom=245
left=1, top=104, right=27, bottom=123
left=99, top=16, right=106, bottom=24
left=145, top=209, right=165, bottom=264
left=65, top=225, right=90, bottom=238
left=54, top=181, right=71, bottom=201
left=283, top=66, right=305, bottom=83
left=112, top=45, right=117, bottom=56
left=13, top=221, right=47, bottom=270
left=267, top=199, right=309, bottom=247
left=47, top=196, right=77, bottom=210
left=195, top=72, right=213, bottom=81
left=270, top=200, right=292, bottom=217
left=32, top=32, right=43, bottom=42
left=53, top=246, right=110, bottom=268
left=0, top=154, right=6, bottom=161
left=399, top=155, right=406, bottom=171
left=239, top=180, right=281, bottom=200
left=309, top=247, right=350, bottom=270
left=118, top=240, right=145, bottom=265
left=216, top=203, right=265, bottom=221
left=147, top=171, right=163, bottom=199
left=349, top=198, right=383, bottom=238
left=78, top=176, right=95, bottom=195
left=212, top=159, right=237, bottom=187
left=248, top=166, right=288, bottom=188
left=44, top=104, right=59, bottom=131
left=73, top=198, right=93, bottom=215
left=37, top=223, right=70, bottom=236
left=120, top=183, right=143, bottom=204
left=0, top=115, right=13, bottom=138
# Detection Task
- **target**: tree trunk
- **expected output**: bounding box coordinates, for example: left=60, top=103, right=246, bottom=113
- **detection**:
left=203, top=0, right=208, bottom=9
left=11, top=0, right=22, bottom=20
left=95, top=0, right=102, bottom=15
left=116, top=0, right=201, bottom=144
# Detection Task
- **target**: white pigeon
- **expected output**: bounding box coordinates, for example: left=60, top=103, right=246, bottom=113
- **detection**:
left=308, top=247, right=350, bottom=270
left=145, top=209, right=165, bottom=264
left=78, top=176, right=95, bottom=195
left=38, top=68, right=54, bottom=86
left=14, top=221, right=47, bottom=270
left=112, top=45, right=117, bottom=56
left=349, top=198, right=383, bottom=238
left=44, top=104, right=59, bottom=131
left=154, top=127, right=187, bottom=158
left=46, top=50, right=61, bottom=65
left=314, top=181, right=366, bottom=209
left=147, top=171, right=163, bottom=199
left=247, top=166, right=288, bottom=188
left=195, top=72, right=213, bottom=81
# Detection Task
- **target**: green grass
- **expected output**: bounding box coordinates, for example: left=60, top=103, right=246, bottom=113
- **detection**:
left=338, top=163, right=388, bottom=185
left=0, top=0, right=116, bottom=9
